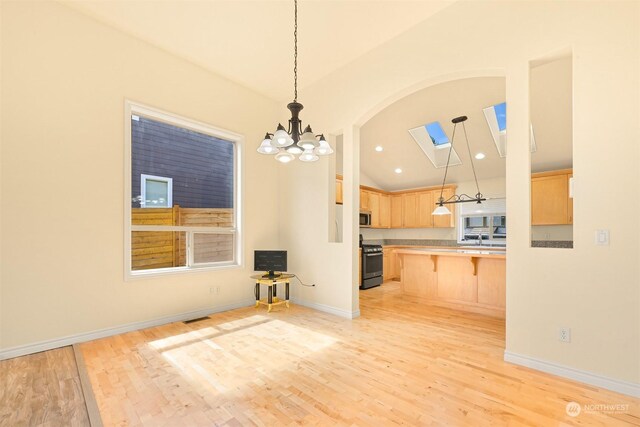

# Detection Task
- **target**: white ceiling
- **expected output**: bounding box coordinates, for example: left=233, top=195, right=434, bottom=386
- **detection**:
left=61, top=0, right=455, bottom=101
left=358, top=77, right=508, bottom=191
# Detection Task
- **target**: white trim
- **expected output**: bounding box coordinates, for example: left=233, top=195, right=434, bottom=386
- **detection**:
left=504, top=351, right=640, bottom=398
left=291, top=297, right=360, bottom=319
left=124, top=100, right=243, bottom=280
left=140, top=174, right=173, bottom=208
left=0, top=300, right=255, bottom=361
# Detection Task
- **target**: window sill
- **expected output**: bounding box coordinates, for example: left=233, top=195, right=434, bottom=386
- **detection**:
left=126, top=262, right=241, bottom=281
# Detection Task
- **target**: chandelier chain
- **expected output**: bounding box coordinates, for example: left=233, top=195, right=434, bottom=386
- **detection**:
left=439, top=124, right=457, bottom=202
left=462, top=122, right=482, bottom=197
left=293, top=0, right=298, bottom=102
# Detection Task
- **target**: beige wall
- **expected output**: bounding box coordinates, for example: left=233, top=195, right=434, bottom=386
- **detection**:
left=285, top=1, right=640, bottom=386
left=0, top=1, right=280, bottom=350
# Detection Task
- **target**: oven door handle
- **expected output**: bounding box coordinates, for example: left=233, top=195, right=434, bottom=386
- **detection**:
left=365, top=253, right=382, bottom=257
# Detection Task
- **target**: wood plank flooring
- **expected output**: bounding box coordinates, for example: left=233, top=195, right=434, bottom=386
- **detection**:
left=0, top=346, right=90, bottom=427
left=77, top=281, right=639, bottom=426
left=2, top=282, right=638, bottom=426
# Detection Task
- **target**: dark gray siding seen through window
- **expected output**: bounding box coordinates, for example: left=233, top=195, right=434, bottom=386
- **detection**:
left=131, top=116, right=234, bottom=209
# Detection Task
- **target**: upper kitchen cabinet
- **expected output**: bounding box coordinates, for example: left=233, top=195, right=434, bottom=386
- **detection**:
left=531, top=169, right=572, bottom=225
left=360, top=189, right=370, bottom=211
left=379, top=194, right=391, bottom=228
left=417, top=191, right=434, bottom=228
left=336, top=175, right=343, bottom=205
left=390, top=194, right=403, bottom=228
left=402, top=193, right=419, bottom=228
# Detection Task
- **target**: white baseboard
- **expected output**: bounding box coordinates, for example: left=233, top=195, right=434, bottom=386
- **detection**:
left=504, top=351, right=640, bottom=398
left=0, top=299, right=255, bottom=361
left=292, top=297, right=360, bottom=319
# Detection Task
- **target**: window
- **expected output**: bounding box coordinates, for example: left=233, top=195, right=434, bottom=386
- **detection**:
left=141, top=174, right=172, bottom=208
left=425, top=121, right=450, bottom=148
left=125, top=102, right=242, bottom=277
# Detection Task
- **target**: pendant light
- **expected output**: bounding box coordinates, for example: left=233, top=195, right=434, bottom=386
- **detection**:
left=433, top=116, right=486, bottom=215
left=257, top=0, right=332, bottom=162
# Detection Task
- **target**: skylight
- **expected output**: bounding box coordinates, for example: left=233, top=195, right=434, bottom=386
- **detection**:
left=425, top=121, right=450, bottom=148
left=483, top=102, right=536, bottom=157
left=493, top=102, right=506, bottom=132
left=408, top=123, right=462, bottom=169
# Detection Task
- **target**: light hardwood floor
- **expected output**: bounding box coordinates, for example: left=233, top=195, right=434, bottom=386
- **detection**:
left=0, top=346, right=90, bottom=427
left=3, top=282, right=639, bottom=426
left=77, top=281, right=639, bottom=426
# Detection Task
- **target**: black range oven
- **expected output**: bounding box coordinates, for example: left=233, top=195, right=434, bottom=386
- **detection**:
left=361, top=244, right=383, bottom=289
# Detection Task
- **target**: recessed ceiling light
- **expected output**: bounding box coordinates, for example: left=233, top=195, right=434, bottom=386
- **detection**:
left=394, top=168, right=402, bottom=174
left=475, top=152, right=486, bottom=160
left=375, top=146, right=383, bottom=152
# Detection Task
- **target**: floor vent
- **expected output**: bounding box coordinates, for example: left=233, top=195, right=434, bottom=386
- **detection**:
left=183, top=316, right=210, bottom=324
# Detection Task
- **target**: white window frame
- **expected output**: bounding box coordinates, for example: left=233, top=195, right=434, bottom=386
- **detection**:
left=140, top=174, right=173, bottom=208
left=124, top=100, right=243, bottom=279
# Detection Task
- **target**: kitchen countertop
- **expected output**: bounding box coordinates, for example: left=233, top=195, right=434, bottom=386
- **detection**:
left=394, top=247, right=506, bottom=259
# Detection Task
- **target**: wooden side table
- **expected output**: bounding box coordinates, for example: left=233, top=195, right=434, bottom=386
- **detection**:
left=251, top=273, right=294, bottom=312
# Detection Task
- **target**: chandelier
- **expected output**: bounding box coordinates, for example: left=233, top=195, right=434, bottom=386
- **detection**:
left=433, top=116, right=486, bottom=215
left=257, top=0, right=333, bottom=163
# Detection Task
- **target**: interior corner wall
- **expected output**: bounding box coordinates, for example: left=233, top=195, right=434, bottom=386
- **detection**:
left=285, top=0, right=640, bottom=387
left=0, top=1, right=281, bottom=352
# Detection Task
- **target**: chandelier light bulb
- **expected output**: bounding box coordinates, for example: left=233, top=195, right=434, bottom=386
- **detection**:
left=275, top=151, right=295, bottom=163
left=299, top=148, right=319, bottom=162
left=257, top=134, right=279, bottom=155
left=314, top=135, right=333, bottom=156
left=272, top=124, right=293, bottom=147
left=286, top=144, right=303, bottom=155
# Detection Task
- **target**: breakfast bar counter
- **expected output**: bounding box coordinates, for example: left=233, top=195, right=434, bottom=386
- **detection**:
left=395, top=248, right=506, bottom=318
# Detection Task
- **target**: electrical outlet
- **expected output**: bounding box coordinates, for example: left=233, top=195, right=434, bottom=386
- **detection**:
left=559, top=327, right=571, bottom=343
left=215, top=286, right=221, bottom=295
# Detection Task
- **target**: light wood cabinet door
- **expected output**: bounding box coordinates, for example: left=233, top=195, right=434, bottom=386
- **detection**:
left=383, top=253, right=390, bottom=281
left=433, top=187, right=455, bottom=228
left=437, top=256, right=477, bottom=302
left=336, top=179, right=343, bottom=205
left=379, top=194, right=390, bottom=228
left=390, top=195, right=403, bottom=228
left=477, top=258, right=506, bottom=308
left=360, top=189, right=370, bottom=211
left=402, top=193, right=418, bottom=228
left=417, top=191, right=434, bottom=228
left=531, top=174, right=569, bottom=225
left=368, top=192, right=380, bottom=228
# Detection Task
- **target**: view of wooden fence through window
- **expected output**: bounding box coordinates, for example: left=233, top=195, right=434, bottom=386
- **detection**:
left=132, top=206, right=233, bottom=270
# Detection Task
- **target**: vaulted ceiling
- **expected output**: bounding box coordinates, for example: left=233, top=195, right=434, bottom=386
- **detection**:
left=61, top=0, right=455, bottom=101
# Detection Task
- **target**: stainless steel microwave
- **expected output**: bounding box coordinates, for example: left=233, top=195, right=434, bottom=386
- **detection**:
left=359, top=211, right=372, bottom=228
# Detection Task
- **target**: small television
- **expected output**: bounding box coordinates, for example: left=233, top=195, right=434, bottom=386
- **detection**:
left=254, top=250, right=287, bottom=278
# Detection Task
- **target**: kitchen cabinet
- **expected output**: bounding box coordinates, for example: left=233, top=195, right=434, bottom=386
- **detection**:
left=360, top=189, right=370, bottom=211
left=402, top=193, right=419, bottom=228
left=568, top=173, right=573, bottom=224
left=368, top=191, right=380, bottom=227
left=336, top=177, right=343, bottom=205
left=531, top=169, right=572, bottom=225
left=379, top=194, right=391, bottom=228
left=390, top=195, right=403, bottom=228
left=417, top=191, right=434, bottom=228
left=383, top=251, right=391, bottom=281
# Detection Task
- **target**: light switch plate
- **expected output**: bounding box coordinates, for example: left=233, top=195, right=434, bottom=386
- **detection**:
left=595, top=229, right=610, bottom=246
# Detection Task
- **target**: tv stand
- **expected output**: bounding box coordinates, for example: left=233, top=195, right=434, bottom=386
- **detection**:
left=262, top=270, right=281, bottom=279
left=251, top=273, right=295, bottom=312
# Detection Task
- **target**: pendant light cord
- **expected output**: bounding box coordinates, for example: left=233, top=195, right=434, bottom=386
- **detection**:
left=439, top=124, right=457, bottom=202
left=462, top=122, right=482, bottom=197
left=293, top=0, right=298, bottom=102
